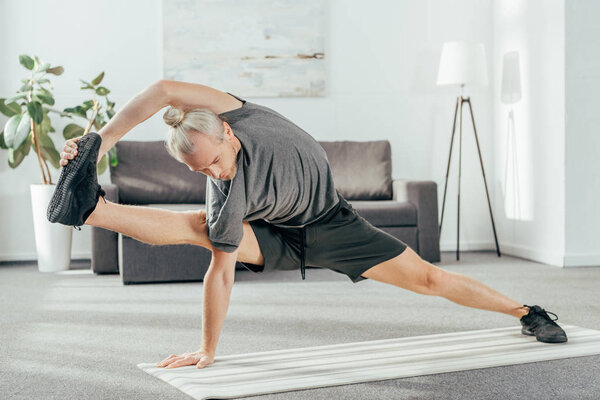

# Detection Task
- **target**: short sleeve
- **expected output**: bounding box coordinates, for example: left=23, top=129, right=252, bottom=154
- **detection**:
left=205, top=176, right=246, bottom=253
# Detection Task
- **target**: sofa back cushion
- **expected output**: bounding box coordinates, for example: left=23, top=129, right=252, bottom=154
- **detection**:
left=110, top=141, right=207, bottom=204
left=110, top=139, right=393, bottom=204
left=319, top=140, right=392, bottom=200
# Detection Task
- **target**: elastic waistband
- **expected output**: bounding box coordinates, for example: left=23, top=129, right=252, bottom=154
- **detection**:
left=310, top=192, right=349, bottom=226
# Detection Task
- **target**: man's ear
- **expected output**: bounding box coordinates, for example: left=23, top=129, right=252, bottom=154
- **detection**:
left=222, top=121, right=234, bottom=139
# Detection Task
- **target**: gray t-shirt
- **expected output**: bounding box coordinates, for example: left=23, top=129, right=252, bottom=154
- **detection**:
left=205, top=93, right=339, bottom=253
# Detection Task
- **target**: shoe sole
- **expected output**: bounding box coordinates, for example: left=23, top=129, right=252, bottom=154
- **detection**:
left=47, top=134, right=100, bottom=224
left=521, top=327, right=568, bottom=343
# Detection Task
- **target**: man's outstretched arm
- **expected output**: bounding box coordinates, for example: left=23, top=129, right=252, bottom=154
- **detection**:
left=199, top=247, right=238, bottom=357
left=156, top=247, right=238, bottom=369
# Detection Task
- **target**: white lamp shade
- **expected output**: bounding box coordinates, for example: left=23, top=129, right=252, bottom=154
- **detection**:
left=436, top=41, right=488, bottom=86
left=501, top=51, right=522, bottom=104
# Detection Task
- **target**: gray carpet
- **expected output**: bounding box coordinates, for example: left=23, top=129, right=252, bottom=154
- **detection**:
left=1, top=251, right=599, bottom=400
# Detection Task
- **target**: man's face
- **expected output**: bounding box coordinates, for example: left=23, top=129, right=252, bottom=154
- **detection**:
left=180, top=122, right=240, bottom=181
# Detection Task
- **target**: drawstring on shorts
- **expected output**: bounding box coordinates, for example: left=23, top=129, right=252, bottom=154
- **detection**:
left=300, top=226, right=306, bottom=280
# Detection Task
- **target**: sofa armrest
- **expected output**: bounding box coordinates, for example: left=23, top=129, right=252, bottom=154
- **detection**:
left=392, top=179, right=440, bottom=262
left=91, top=184, right=120, bottom=274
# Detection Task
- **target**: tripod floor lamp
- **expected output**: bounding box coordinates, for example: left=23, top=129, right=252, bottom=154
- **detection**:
left=436, top=41, right=501, bottom=260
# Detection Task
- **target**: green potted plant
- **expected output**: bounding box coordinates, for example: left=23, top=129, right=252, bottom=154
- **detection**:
left=0, top=54, right=72, bottom=272
left=62, top=71, right=118, bottom=175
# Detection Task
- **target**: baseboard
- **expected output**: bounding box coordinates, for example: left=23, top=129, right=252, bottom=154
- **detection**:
left=440, top=240, right=495, bottom=252
left=497, top=242, right=565, bottom=267
left=563, top=252, right=600, bottom=267
left=0, top=251, right=91, bottom=263
left=441, top=240, right=577, bottom=268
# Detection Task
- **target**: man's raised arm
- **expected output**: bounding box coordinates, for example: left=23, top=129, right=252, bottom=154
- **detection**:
left=96, top=80, right=168, bottom=159
left=60, top=79, right=242, bottom=166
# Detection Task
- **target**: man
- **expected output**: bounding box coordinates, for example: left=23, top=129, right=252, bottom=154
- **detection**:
left=48, top=79, right=568, bottom=370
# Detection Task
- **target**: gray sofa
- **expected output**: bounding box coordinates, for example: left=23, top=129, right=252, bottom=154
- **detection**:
left=91, top=140, right=440, bottom=284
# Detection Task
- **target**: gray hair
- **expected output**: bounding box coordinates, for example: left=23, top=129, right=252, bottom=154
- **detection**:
left=162, top=106, right=225, bottom=161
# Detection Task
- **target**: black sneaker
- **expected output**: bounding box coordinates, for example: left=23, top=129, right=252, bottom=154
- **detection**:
left=520, top=305, right=568, bottom=343
left=46, top=132, right=106, bottom=229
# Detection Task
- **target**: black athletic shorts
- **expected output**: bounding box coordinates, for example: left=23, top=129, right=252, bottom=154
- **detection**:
left=240, top=191, right=409, bottom=283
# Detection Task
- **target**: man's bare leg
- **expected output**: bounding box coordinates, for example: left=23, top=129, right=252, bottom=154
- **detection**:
left=87, top=200, right=527, bottom=319
left=86, top=199, right=264, bottom=266
left=361, top=247, right=530, bottom=320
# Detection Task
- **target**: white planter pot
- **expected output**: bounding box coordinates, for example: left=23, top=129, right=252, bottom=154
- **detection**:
left=30, top=184, right=73, bottom=272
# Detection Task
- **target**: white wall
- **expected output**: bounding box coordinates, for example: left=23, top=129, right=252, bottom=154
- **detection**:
left=0, top=0, right=502, bottom=262
left=0, top=0, right=164, bottom=260
left=564, top=0, right=600, bottom=267
left=491, top=0, right=566, bottom=266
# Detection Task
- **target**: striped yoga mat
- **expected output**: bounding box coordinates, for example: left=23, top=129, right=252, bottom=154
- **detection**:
left=138, top=325, right=600, bottom=400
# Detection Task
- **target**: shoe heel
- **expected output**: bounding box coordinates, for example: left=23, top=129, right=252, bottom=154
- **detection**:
left=521, top=327, right=535, bottom=336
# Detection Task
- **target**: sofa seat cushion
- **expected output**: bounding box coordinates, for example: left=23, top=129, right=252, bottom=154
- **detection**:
left=348, top=200, right=417, bottom=227
left=142, top=203, right=206, bottom=212
left=143, top=202, right=416, bottom=227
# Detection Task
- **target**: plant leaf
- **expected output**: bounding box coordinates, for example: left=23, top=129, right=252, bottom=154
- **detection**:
left=5, top=93, right=27, bottom=104
left=0, top=131, right=7, bottom=149
left=37, top=94, right=55, bottom=106
left=108, top=146, right=118, bottom=167
left=19, top=55, right=35, bottom=70
left=37, top=87, right=53, bottom=98
left=3, top=114, right=21, bottom=147
left=95, top=86, right=110, bottom=96
left=8, top=134, right=32, bottom=168
left=0, top=99, right=21, bottom=117
left=63, top=123, right=85, bottom=140
left=33, top=88, right=55, bottom=106
left=63, top=105, right=87, bottom=119
left=40, top=110, right=53, bottom=134
left=23, top=133, right=32, bottom=156
left=97, top=153, right=108, bottom=175
left=4, top=112, right=31, bottom=148
left=91, top=72, right=105, bottom=86
left=40, top=145, right=60, bottom=169
left=38, top=129, right=55, bottom=149
left=26, top=102, right=44, bottom=125
left=14, top=112, right=32, bottom=149
left=46, top=66, right=64, bottom=75
left=8, top=147, right=26, bottom=168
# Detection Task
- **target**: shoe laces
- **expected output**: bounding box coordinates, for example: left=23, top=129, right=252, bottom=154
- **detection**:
left=525, top=305, right=559, bottom=322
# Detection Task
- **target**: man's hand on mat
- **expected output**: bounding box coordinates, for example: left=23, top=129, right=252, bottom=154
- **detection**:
left=156, top=351, right=215, bottom=369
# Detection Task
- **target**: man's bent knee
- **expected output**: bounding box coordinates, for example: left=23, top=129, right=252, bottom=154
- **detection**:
left=185, top=210, right=211, bottom=248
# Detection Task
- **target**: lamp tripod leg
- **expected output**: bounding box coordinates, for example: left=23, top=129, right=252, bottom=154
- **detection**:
left=440, top=97, right=460, bottom=239
left=466, top=99, right=502, bottom=257
left=457, top=98, right=463, bottom=261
